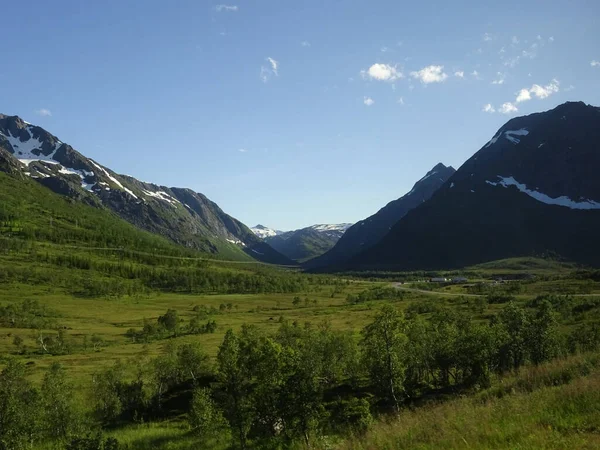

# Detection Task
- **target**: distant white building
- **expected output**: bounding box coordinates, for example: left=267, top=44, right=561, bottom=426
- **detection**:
left=431, top=277, right=448, bottom=283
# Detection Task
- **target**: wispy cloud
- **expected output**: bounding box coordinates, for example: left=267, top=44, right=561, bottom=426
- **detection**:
left=548, top=36, right=554, bottom=42
left=511, top=36, right=519, bottom=45
left=491, top=72, right=506, bottom=85
left=260, top=57, right=279, bottom=83
left=471, top=70, right=481, bottom=80
left=483, top=33, right=493, bottom=42
left=301, top=41, right=311, bottom=47
left=397, top=97, right=404, bottom=105
left=482, top=104, right=495, bottom=113
left=591, top=60, right=600, bottom=67
left=565, top=84, right=575, bottom=92
left=410, top=65, right=448, bottom=84
left=35, top=108, right=52, bottom=117
left=454, top=71, right=465, bottom=79
left=499, top=102, right=518, bottom=114
left=238, top=148, right=247, bottom=153
left=516, top=79, right=560, bottom=102
left=215, top=4, right=238, bottom=12
left=380, top=46, right=389, bottom=53
left=361, top=63, right=402, bottom=82
left=363, top=96, right=374, bottom=106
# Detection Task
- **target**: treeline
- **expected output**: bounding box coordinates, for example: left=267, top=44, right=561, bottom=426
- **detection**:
left=0, top=250, right=324, bottom=296
left=3, top=300, right=600, bottom=449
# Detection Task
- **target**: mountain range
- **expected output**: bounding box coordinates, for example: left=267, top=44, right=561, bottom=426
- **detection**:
left=253, top=223, right=353, bottom=262
left=0, top=114, right=292, bottom=265
left=2, top=101, right=599, bottom=271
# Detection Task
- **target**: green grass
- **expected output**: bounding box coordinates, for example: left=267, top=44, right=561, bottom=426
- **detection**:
left=335, top=354, right=600, bottom=450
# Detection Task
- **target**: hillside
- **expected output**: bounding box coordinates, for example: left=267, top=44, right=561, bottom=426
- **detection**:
left=0, top=114, right=292, bottom=265
left=307, top=163, right=455, bottom=269
left=351, top=102, right=600, bottom=270
left=260, top=223, right=352, bottom=262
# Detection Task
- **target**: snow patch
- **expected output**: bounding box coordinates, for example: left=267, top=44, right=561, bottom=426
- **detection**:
left=141, top=189, right=180, bottom=205
left=90, top=160, right=138, bottom=199
left=450, top=182, right=455, bottom=188
left=485, top=128, right=529, bottom=147
left=485, top=176, right=600, bottom=210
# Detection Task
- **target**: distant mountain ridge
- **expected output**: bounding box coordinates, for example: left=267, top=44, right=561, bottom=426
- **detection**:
left=350, top=101, right=600, bottom=269
left=0, top=114, right=293, bottom=265
left=306, top=162, right=455, bottom=269
left=251, top=224, right=285, bottom=239
left=256, top=223, right=353, bottom=262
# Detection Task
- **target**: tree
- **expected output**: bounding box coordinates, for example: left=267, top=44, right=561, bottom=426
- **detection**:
left=0, top=359, right=41, bottom=449
left=188, top=387, right=228, bottom=441
left=92, top=362, right=125, bottom=424
left=41, top=363, right=77, bottom=441
left=176, top=343, right=209, bottom=384
left=527, top=301, right=562, bottom=365
left=361, top=305, right=407, bottom=412
left=157, top=309, right=179, bottom=336
left=217, top=330, right=252, bottom=449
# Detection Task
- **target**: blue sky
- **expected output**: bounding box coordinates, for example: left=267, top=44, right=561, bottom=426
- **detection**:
left=2, top=0, right=599, bottom=230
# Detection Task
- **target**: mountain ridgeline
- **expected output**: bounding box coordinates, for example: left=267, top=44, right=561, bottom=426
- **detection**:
left=255, top=223, right=353, bottom=262
left=350, top=101, right=600, bottom=269
left=306, top=163, right=455, bottom=269
left=0, top=114, right=292, bottom=265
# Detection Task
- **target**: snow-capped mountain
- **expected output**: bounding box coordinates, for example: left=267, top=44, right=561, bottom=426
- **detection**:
left=258, top=223, right=353, bottom=262
left=0, top=114, right=293, bottom=265
left=307, top=163, right=455, bottom=269
left=251, top=225, right=285, bottom=239
left=351, top=101, right=600, bottom=270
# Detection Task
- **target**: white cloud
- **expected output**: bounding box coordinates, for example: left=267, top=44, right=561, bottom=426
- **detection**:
left=591, top=60, right=600, bottom=67
left=301, top=41, right=311, bottom=47
left=516, top=88, right=531, bottom=103
left=410, top=65, right=448, bottom=84
left=483, top=33, right=493, bottom=42
left=361, top=63, right=402, bottom=82
left=35, top=108, right=52, bottom=117
left=267, top=57, right=278, bottom=75
left=499, top=46, right=506, bottom=54
left=454, top=71, right=465, bottom=78
left=397, top=97, right=404, bottom=105
left=238, top=148, right=247, bottom=153
left=491, top=72, right=506, bottom=85
left=482, top=104, right=495, bottom=113
left=515, top=79, right=560, bottom=103
left=215, top=4, right=238, bottom=12
left=471, top=70, right=481, bottom=79
left=380, top=46, right=389, bottom=53
left=548, top=36, right=554, bottom=42
left=499, top=102, right=518, bottom=114
left=511, top=36, right=519, bottom=45
left=530, top=79, right=559, bottom=98
left=260, top=57, right=279, bottom=83
left=363, top=96, right=374, bottom=106
left=565, top=84, right=575, bottom=92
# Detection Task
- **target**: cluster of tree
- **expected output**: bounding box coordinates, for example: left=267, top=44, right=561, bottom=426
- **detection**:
left=125, top=309, right=217, bottom=343
left=345, top=286, right=405, bottom=305
left=186, top=301, right=593, bottom=448
left=3, top=300, right=600, bottom=449
left=0, top=299, right=56, bottom=329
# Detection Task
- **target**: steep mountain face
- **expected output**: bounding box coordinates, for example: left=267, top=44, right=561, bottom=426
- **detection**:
left=262, top=223, right=353, bottom=262
left=0, top=114, right=292, bottom=265
left=251, top=224, right=284, bottom=239
left=351, top=101, right=600, bottom=270
left=307, top=163, right=455, bottom=269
